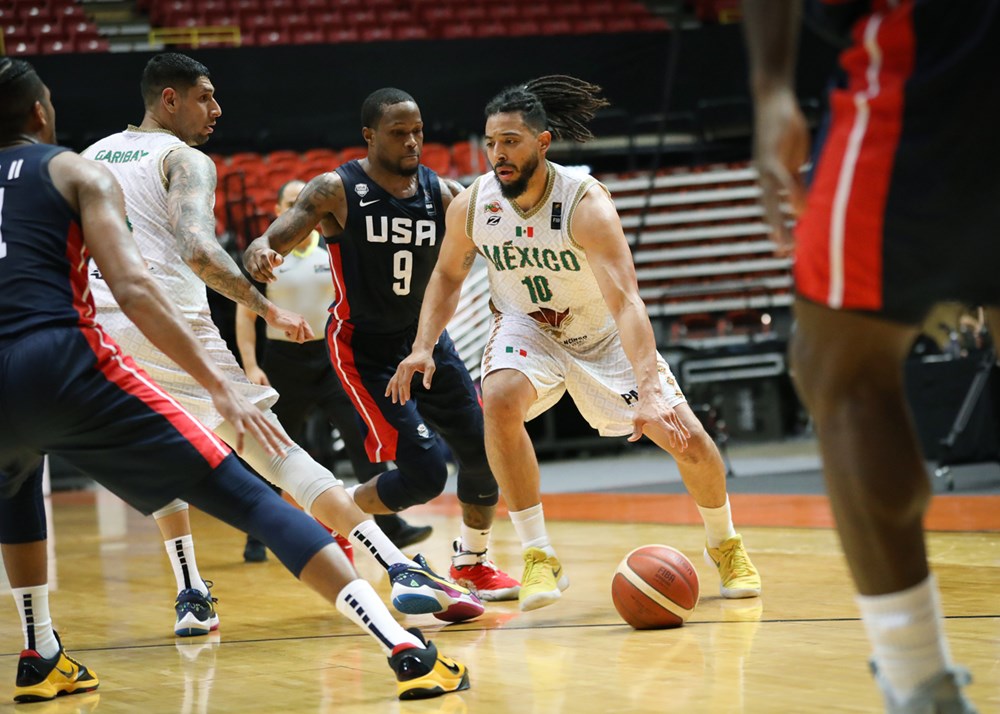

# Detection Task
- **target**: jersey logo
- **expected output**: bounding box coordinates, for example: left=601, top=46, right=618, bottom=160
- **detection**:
left=354, top=183, right=370, bottom=197
left=359, top=198, right=381, bottom=207
left=551, top=202, right=563, bottom=230
left=364, top=215, right=437, bottom=246
left=515, top=226, right=534, bottom=238
left=484, top=201, right=503, bottom=214
left=486, top=215, right=501, bottom=226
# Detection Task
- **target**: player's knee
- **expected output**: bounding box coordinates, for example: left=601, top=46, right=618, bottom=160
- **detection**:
left=383, top=451, right=449, bottom=510
left=672, top=423, right=717, bottom=466
left=456, top=467, right=499, bottom=506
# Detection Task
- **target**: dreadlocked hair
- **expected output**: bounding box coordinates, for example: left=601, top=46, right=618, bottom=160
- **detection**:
left=484, top=75, right=610, bottom=143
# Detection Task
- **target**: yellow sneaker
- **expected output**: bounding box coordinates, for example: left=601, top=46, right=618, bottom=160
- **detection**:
left=519, top=547, right=569, bottom=612
left=14, top=636, right=99, bottom=703
left=389, top=628, right=470, bottom=701
left=703, top=535, right=761, bottom=599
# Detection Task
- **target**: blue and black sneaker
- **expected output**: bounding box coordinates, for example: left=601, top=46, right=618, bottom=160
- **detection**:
left=174, top=580, right=220, bottom=637
left=389, top=554, right=484, bottom=622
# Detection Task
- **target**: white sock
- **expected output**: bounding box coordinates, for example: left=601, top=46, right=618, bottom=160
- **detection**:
left=857, top=575, right=952, bottom=701
left=509, top=504, right=554, bottom=555
left=349, top=520, right=415, bottom=570
left=164, top=535, right=208, bottom=595
left=459, top=523, right=491, bottom=555
left=335, top=579, right=423, bottom=655
left=12, top=585, right=59, bottom=658
left=697, top=495, right=738, bottom=548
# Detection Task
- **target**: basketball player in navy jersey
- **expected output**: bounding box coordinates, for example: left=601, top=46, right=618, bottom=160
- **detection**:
left=744, top=1, right=998, bottom=710
left=235, top=179, right=433, bottom=560
left=244, top=88, right=520, bottom=602
left=0, top=58, right=468, bottom=703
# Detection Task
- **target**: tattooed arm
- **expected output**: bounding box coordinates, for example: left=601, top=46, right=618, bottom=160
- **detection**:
left=386, top=186, right=480, bottom=404
left=244, top=171, right=345, bottom=283
left=164, top=146, right=313, bottom=342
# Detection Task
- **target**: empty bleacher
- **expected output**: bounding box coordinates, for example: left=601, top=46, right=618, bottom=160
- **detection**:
left=1, top=0, right=106, bottom=54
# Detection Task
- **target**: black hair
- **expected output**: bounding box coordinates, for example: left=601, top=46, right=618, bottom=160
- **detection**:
left=360, top=87, right=416, bottom=129
left=484, top=75, right=610, bottom=142
left=0, top=58, right=45, bottom=138
left=140, top=53, right=211, bottom=109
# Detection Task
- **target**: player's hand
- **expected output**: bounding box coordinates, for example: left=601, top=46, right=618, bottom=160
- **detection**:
left=209, top=384, right=291, bottom=457
left=244, top=237, right=284, bottom=283
left=387, top=349, right=436, bottom=404
left=752, top=86, right=809, bottom=257
left=265, top=304, right=314, bottom=343
left=245, top=365, right=270, bottom=386
left=630, top=393, right=690, bottom=451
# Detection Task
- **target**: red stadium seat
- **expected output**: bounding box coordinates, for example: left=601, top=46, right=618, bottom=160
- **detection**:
left=393, top=25, right=429, bottom=40
left=42, top=37, right=73, bottom=53
left=302, top=148, right=339, bottom=164
left=256, top=28, right=288, bottom=45
left=506, top=20, right=540, bottom=36
left=451, top=140, right=487, bottom=177
left=326, top=26, right=359, bottom=43
left=75, top=36, right=109, bottom=52
left=540, top=19, right=572, bottom=34
left=338, top=146, right=367, bottom=164
left=361, top=25, right=391, bottom=42
left=573, top=18, right=605, bottom=34
left=421, top=143, right=452, bottom=176
left=8, top=40, right=39, bottom=55
left=441, top=22, right=474, bottom=39
left=291, top=27, right=324, bottom=44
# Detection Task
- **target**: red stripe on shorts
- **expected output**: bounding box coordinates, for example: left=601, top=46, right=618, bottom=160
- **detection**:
left=326, top=319, right=399, bottom=463
left=795, top=3, right=915, bottom=311
left=66, top=225, right=230, bottom=467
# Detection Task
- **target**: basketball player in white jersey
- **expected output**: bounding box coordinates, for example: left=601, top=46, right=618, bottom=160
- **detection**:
left=83, top=53, right=482, bottom=635
left=389, top=76, right=762, bottom=612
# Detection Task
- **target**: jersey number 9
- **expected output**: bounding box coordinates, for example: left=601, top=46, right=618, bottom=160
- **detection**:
left=393, top=249, right=412, bottom=295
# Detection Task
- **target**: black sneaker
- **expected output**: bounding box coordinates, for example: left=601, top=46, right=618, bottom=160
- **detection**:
left=375, top=514, right=433, bottom=549
left=14, top=633, right=99, bottom=702
left=388, top=627, right=469, bottom=700
left=243, top=534, right=267, bottom=563
left=174, top=582, right=220, bottom=637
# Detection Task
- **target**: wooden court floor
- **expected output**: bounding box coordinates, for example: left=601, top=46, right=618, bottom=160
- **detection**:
left=0, top=488, right=997, bottom=713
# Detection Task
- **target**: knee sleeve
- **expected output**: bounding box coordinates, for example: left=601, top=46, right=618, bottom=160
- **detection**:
left=180, top=455, right=331, bottom=577
left=214, top=411, right=342, bottom=516
left=375, top=438, right=450, bottom=511
left=152, top=499, right=188, bottom=520
left=0, top=460, right=46, bottom=544
left=448, top=439, right=499, bottom=507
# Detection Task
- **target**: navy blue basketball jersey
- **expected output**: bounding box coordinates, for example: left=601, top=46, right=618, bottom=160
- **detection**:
left=0, top=144, right=96, bottom=348
left=328, top=161, right=445, bottom=334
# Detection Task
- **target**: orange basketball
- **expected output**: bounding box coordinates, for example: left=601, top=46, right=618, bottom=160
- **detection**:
left=611, top=545, right=699, bottom=629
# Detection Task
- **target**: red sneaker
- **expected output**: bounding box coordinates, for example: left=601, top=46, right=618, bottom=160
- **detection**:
left=448, top=539, right=520, bottom=601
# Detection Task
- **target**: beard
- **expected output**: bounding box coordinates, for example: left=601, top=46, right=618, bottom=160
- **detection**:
left=397, top=159, right=420, bottom=176
left=494, top=153, right=540, bottom=200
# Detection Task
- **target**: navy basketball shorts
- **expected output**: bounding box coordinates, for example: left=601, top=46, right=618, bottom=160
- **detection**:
left=795, top=1, right=1000, bottom=324
left=326, top=321, right=486, bottom=464
left=0, top=327, right=229, bottom=515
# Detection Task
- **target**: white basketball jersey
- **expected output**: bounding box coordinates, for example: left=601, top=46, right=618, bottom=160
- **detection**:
left=467, top=162, right=617, bottom=351
left=265, top=232, right=333, bottom=341
left=83, top=127, right=209, bottom=320
left=81, top=127, right=277, bottom=427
